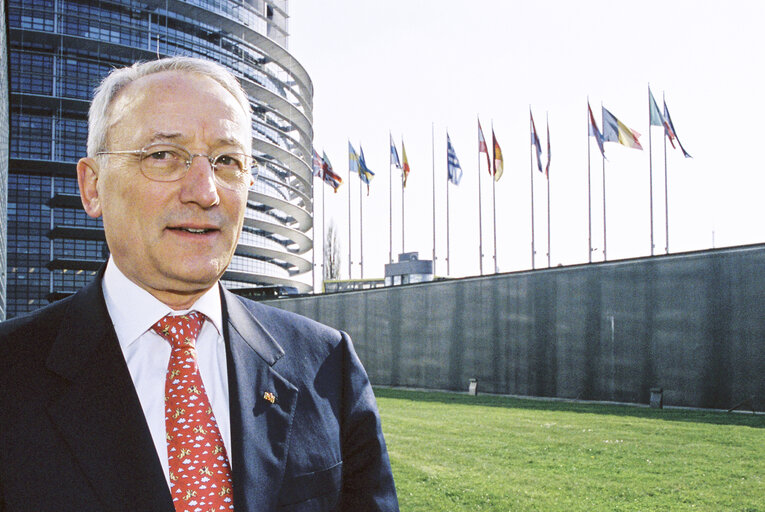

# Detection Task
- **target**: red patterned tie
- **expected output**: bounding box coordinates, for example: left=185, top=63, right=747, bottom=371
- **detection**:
left=152, top=312, right=234, bottom=511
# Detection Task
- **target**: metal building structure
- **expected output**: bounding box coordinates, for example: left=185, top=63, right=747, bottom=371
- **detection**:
left=6, top=0, right=313, bottom=318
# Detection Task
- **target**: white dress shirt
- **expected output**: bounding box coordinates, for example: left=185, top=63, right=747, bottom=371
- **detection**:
left=101, top=258, right=231, bottom=487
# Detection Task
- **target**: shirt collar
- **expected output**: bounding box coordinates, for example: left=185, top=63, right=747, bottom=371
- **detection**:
left=102, top=257, right=224, bottom=350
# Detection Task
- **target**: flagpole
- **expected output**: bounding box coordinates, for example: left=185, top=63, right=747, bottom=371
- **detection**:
left=491, top=121, right=498, bottom=274
left=546, top=113, right=551, bottom=268
left=401, top=141, right=405, bottom=254
left=587, top=101, right=593, bottom=264
left=601, top=104, right=608, bottom=261
left=648, top=85, right=655, bottom=256
left=359, top=165, right=364, bottom=279
left=492, top=163, right=498, bottom=274
left=602, top=154, right=607, bottom=261
left=663, top=92, right=670, bottom=254
left=312, top=174, right=316, bottom=292
left=347, top=143, right=352, bottom=279
left=547, top=165, right=551, bottom=268
left=389, top=135, right=393, bottom=265
left=432, top=123, right=437, bottom=274
left=321, top=170, right=326, bottom=287
left=477, top=117, right=484, bottom=276
left=529, top=111, right=536, bottom=270
left=446, top=131, right=451, bottom=276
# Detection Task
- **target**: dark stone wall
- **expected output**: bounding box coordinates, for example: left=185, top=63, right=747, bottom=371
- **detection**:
left=264, top=244, right=765, bottom=410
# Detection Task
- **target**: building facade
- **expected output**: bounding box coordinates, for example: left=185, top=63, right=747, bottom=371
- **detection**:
left=1, top=0, right=9, bottom=320
left=6, top=0, right=314, bottom=318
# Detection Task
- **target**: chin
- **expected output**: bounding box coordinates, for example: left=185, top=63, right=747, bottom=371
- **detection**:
left=165, top=261, right=226, bottom=288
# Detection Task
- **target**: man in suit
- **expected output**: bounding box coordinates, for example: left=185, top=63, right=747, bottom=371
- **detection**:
left=0, top=57, right=399, bottom=511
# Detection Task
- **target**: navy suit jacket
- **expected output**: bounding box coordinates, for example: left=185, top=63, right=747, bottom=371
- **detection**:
left=0, top=276, right=399, bottom=511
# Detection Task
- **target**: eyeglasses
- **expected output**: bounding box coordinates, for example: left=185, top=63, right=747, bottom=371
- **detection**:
left=96, top=142, right=257, bottom=191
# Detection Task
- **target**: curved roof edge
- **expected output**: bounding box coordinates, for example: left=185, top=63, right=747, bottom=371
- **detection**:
left=253, top=138, right=312, bottom=188
left=235, top=243, right=312, bottom=274
left=243, top=217, right=312, bottom=254
left=223, top=270, right=311, bottom=293
left=249, top=190, right=312, bottom=231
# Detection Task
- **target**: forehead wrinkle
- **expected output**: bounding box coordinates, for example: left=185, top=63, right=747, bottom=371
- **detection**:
left=146, top=132, right=184, bottom=144
left=143, top=132, right=247, bottom=152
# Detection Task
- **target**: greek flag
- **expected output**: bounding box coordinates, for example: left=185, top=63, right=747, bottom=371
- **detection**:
left=447, top=133, right=463, bottom=185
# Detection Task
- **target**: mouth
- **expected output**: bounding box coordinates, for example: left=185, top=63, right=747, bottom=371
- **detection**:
left=167, top=225, right=219, bottom=235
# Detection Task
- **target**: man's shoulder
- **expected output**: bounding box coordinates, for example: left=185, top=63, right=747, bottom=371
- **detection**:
left=226, top=293, right=345, bottom=347
left=0, top=295, right=73, bottom=341
left=0, top=296, right=75, bottom=379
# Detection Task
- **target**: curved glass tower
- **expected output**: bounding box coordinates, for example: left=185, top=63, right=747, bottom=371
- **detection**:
left=7, top=0, right=314, bottom=318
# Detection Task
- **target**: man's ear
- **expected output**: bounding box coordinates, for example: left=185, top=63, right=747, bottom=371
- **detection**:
left=77, top=157, right=103, bottom=218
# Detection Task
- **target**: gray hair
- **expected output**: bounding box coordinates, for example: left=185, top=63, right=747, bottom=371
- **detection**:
left=87, top=56, right=252, bottom=157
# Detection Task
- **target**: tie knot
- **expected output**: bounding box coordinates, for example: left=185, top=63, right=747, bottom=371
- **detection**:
left=152, top=311, right=205, bottom=348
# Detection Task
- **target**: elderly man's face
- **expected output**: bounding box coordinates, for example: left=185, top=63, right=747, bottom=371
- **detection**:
left=78, top=71, right=252, bottom=306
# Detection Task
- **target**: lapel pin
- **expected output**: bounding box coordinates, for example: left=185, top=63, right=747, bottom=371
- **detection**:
left=263, top=391, right=276, bottom=404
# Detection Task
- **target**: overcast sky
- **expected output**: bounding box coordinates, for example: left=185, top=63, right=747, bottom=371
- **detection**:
left=289, top=1, right=765, bottom=287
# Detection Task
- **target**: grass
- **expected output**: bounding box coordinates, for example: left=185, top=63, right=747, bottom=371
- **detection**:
left=374, top=387, right=765, bottom=511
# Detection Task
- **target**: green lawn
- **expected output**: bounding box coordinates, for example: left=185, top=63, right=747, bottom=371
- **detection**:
left=375, top=388, right=764, bottom=511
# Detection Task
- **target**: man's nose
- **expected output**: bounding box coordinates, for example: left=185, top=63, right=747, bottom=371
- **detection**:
left=179, top=155, right=220, bottom=207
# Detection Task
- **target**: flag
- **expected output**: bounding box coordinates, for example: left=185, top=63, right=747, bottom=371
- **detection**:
left=321, top=151, right=343, bottom=192
left=545, top=117, right=551, bottom=179
left=492, top=129, right=504, bottom=181
left=530, top=110, right=543, bottom=173
left=348, top=141, right=360, bottom=175
left=588, top=102, right=605, bottom=157
left=663, top=100, right=692, bottom=158
left=477, top=118, right=491, bottom=172
left=358, top=146, right=375, bottom=194
left=602, top=107, right=643, bottom=150
left=446, top=133, right=463, bottom=185
left=311, top=149, right=323, bottom=176
left=401, top=139, right=411, bottom=187
left=389, top=133, right=401, bottom=168
left=649, top=87, right=664, bottom=127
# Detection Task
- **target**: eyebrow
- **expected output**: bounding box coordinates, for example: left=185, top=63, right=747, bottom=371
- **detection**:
left=145, top=133, right=247, bottom=152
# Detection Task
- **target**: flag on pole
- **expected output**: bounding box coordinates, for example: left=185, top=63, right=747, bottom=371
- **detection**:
left=545, top=117, right=551, bottom=179
left=588, top=102, right=606, bottom=157
left=358, top=146, right=375, bottom=194
left=446, top=133, right=463, bottom=185
left=389, top=133, right=401, bottom=168
left=477, top=118, right=491, bottom=172
left=321, top=151, right=343, bottom=192
left=649, top=88, right=664, bottom=127
left=312, top=149, right=323, bottom=176
left=349, top=141, right=360, bottom=175
left=401, top=139, right=411, bottom=187
left=663, top=100, right=692, bottom=158
left=602, top=107, right=643, bottom=150
left=492, top=129, right=504, bottom=181
left=530, top=110, right=544, bottom=173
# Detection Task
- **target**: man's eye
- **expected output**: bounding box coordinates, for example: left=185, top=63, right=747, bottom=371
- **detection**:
left=216, top=155, right=243, bottom=168
left=147, top=150, right=174, bottom=160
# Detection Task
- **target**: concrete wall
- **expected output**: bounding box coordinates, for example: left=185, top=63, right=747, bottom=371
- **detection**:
left=263, top=244, right=765, bottom=410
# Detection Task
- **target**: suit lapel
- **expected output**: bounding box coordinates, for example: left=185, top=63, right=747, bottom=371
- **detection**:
left=222, top=288, right=298, bottom=512
left=45, top=277, right=173, bottom=512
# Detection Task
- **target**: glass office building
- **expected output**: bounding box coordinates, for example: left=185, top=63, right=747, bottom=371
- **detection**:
left=1, top=0, right=9, bottom=320
left=6, top=0, right=314, bottom=318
